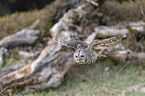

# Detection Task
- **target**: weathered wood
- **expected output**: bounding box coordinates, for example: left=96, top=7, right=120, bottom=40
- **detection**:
left=0, top=20, right=40, bottom=49
left=0, top=29, right=40, bottom=48
left=0, top=48, right=4, bottom=68
left=94, top=26, right=128, bottom=38
left=0, top=2, right=92, bottom=94
left=0, top=52, right=74, bottom=94
left=0, top=47, right=8, bottom=68
left=93, top=21, right=145, bottom=38
left=129, top=21, right=145, bottom=34
left=100, top=43, right=145, bottom=62
left=0, top=60, right=27, bottom=78
left=19, top=50, right=40, bottom=58
left=119, top=21, right=145, bottom=35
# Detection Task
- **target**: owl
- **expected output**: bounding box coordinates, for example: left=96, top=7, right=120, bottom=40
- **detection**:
left=56, top=34, right=126, bottom=64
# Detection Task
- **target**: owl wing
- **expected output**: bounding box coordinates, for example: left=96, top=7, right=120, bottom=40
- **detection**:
left=89, top=34, right=127, bottom=51
left=55, top=39, right=89, bottom=49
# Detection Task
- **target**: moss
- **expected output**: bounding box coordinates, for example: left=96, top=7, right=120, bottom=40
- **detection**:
left=0, top=0, right=72, bottom=39
left=0, top=11, right=38, bottom=39
left=101, top=0, right=145, bottom=23
left=1, top=48, right=20, bottom=69
left=0, top=0, right=75, bottom=69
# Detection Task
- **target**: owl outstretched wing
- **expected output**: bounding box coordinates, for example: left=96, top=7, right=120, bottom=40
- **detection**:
left=89, top=34, right=127, bottom=51
left=55, top=39, right=89, bottom=49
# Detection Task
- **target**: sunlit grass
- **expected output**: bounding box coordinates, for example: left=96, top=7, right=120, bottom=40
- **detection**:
left=14, top=59, right=145, bottom=96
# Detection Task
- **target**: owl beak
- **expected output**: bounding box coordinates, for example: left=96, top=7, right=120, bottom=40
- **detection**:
left=79, top=59, right=86, bottom=64
left=75, top=59, right=86, bottom=64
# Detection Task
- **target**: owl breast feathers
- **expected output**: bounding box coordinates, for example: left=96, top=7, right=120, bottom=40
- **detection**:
left=56, top=34, right=126, bottom=64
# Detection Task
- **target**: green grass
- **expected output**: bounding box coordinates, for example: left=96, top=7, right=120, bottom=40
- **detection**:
left=14, top=59, right=145, bottom=96
left=0, top=48, right=21, bottom=70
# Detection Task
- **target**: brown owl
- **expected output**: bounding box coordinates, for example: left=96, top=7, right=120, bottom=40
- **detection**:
left=56, top=34, right=126, bottom=64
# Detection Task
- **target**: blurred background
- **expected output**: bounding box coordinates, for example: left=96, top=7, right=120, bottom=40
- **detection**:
left=0, top=0, right=54, bottom=16
left=0, top=0, right=136, bottom=17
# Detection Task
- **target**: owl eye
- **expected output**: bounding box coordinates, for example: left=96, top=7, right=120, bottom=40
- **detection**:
left=81, top=55, right=84, bottom=57
left=75, top=56, right=78, bottom=58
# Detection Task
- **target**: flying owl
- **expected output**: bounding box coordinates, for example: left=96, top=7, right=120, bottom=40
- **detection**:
left=56, top=34, right=126, bottom=64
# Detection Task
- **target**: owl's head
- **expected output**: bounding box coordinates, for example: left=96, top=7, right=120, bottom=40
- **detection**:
left=73, top=49, right=89, bottom=64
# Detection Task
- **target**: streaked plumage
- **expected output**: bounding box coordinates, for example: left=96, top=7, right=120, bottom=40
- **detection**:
left=56, top=34, right=126, bottom=64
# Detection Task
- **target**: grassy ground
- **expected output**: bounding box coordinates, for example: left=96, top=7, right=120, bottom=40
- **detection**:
left=14, top=59, right=145, bottom=96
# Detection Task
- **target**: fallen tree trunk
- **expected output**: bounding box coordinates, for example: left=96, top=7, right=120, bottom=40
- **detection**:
left=0, top=2, right=94, bottom=95
left=94, top=26, right=128, bottom=38
left=128, top=21, right=145, bottom=35
left=0, top=20, right=40, bottom=49
left=96, top=43, right=145, bottom=63
left=0, top=60, right=28, bottom=78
